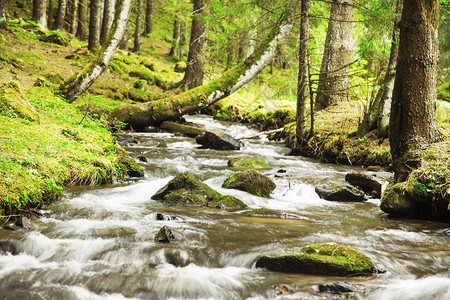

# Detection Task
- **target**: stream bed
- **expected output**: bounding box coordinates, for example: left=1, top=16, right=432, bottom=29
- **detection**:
left=1, top=115, right=449, bottom=299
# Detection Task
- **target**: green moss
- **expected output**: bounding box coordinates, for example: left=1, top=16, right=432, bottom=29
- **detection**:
left=413, top=180, right=428, bottom=197
left=228, top=157, right=270, bottom=169
left=245, top=208, right=282, bottom=217
left=0, top=81, right=40, bottom=123
left=40, top=30, right=70, bottom=46
left=222, top=170, right=276, bottom=197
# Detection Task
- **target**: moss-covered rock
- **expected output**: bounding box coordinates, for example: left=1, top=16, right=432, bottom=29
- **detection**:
left=255, top=243, right=376, bottom=276
left=161, top=121, right=207, bottom=138
left=244, top=208, right=301, bottom=219
left=380, top=184, right=415, bottom=215
left=0, top=81, right=40, bottom=123
left=315, top=181, right=365, bottom=202
left=222, top=170, right=276, bottom=197
left=40, top=30, right=70, bottom=46
left=154, top=225, right=175, bottom=243
left=228, top=157, right=270, bottom=169
left=151, top=172, right=247, bottom=208
left=116, top=145, right=144, bottom=177
left=174, top=61, right=187, bottom=73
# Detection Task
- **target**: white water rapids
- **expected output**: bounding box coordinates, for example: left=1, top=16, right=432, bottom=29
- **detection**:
left=0, top=115, right=449, bottom=299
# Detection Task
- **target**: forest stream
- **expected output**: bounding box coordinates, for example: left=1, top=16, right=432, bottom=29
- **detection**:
left=0, top=115, right=449, bottom=300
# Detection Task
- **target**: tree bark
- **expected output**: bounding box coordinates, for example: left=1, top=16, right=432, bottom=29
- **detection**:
left=315, top=0, right=354, bottom=110
left=389, top=0, right=441, bottom=182
left=296, top=0, right=310, bottom=144
left=76, top=0, right=88, bottom=41
left=66, top=0, right=79, bottom=34
left=0, top=0, right=9, bottom=27
left=142, top=0, right=152, bottom=36
left=169, top=18, right=181, bottom=59
left=357, top=0, right=403, bottom=138
left=100, top=0, right=115, bottom=44
left=111, top=13, right=293, bottom=129
left=47, top=0, right=54, bottom=29
left=118, top=22, right=129, bottom=49
left=54, top=0, right=67, bottom=31
left=60, top=0, right=131, bottom=102
left=182, top=0, right=208, bottom=90
left=133, top=0, right=143, bottom=51
left=88, top=0, right=102, bottom=51
left=33, top=0, right=48, bottom=30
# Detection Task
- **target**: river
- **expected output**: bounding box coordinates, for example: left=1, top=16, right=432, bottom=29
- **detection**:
left=0, top=115, right=449, bottom=299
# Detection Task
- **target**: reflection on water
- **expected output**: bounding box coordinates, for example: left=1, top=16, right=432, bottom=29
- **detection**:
left=1, top=115, right=449, bottom=299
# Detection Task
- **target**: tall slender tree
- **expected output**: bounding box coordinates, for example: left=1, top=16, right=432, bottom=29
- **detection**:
left=33, top=0, right=48, bottom=30
left=0, top=0, right=9, bottom=27
left=88, top=0, right=102, bottom=50
left=182, top=0, right=208, bottom=90
left=66, top=0, right=79, bottom=34
left=100, top=0, right=115, bottom=44
left=296, top=0, right=310, bottom=144
left=142, top=0, right=153, bottom=36
left=315, top=0, right=354, bottom=110
left=54, top=0, right=67, bottom=31
left=76, top=0, right=88, bottom=41
left=133, top=0, right=143, bottom=51
left=389, top=0, right=441, bottom=181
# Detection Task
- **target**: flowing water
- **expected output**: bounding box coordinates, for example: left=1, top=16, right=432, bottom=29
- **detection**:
left=1, top=115, right=449, bottom=300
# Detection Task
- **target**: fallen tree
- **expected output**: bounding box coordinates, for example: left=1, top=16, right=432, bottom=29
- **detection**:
left=111, top=11, right=293, bottom=129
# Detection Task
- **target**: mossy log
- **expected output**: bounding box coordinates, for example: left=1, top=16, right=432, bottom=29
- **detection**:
left=111, top=14, right=293, bottom=129
left=160, top=121, right=207, bottom=137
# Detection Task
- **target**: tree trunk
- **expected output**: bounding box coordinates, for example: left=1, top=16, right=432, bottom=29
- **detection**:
left=133, top=0, right=143, bottom=51
left=66, top=0, right=79, bottom=34
left=118, top=22, right=129, bottom=49
left=47, top=0, right=54, bottom=29
left=389, top=0, right=441, bottom=182
left=182, top=0, right=207, bottom=90
left=142, top=0, right=152, bottom=36
left=111, top=14, right=293, bottom=129
left=100, top=0, right=115, bottom=44
left=54, top=0, right=67, bottom=31
left=169, top=18, right=181, bottom=59
left=88, top=0, right=102, bottom=51
left=296, top=0, right=310, bottom=144
left=33, top=0, right=48, bottom=30
left=315, top=0, right=354, bottom=110
left=60, top=0, right=131, bottom=102
left=76, top=0, right=87, bottom=41
left=0, top=0, right=9, bottom=27
left=357, top=0, right=403, bottom=138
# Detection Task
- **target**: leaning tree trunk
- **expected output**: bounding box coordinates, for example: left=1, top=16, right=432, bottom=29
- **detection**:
left=100, top=0, right=115, bottom=44
left=88, top=0, right=102, bottom=51
left=76, top=0, right=88, bottom=41
left=54, top=0, right=67, bottom=31
left=60, top=0, right=131, bottom=102
left=389, top=0, right=441, bottom=182
left=0, top=0, right=9, bottom=27
left=133, top=0, right=143, bottom=51
left=142, top=0, right=152, bottom=36
left=357, top=0, right=403, bottom=138
left=33, top=0, right=48, bottom=30
left=315, top=0, right=354, bottom=110
left=111, top=13, right=293, bottom=129
left=296, top=0, right=310, bottom=144
left=182, top=0, right=207, bottom=90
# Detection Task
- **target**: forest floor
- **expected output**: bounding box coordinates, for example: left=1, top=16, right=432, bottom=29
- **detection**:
left=1, top=16, right=450, bottom=219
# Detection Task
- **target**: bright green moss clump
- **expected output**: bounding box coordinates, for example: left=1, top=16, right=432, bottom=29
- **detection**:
left=228, top=157, right=270, bottom=169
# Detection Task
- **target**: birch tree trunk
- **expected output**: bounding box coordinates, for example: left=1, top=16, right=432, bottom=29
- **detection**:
left=169, top=18, right=181, bottom=59
left=33, top=0, right=48, bottom=30
left=111, top=13, right=293, bottom=128
left=182, top=0, right=207, bottom=90
left=0, top=0, right=9, bottom=27
left=133, top=0, right=143, bottom=51
left=389, top=0, right=441, bottom=181
left=60, top=0, right=131, bottom=102
left=88, top=0, right=102, bottom=51
left=315, top=0, right=354, bottom=110
left=142, top=0, right=152, bottom=36
left=76, top=0, right=88, bottom=41
left=100, top=0, right=115, bottom=44
left=296, top=0, right=310, bottom=144
left=54, top=0, right=67, bottom=31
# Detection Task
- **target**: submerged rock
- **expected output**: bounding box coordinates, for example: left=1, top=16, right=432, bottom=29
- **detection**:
left=156, top=213, right=182, bottom=221
left=315, top=181, right=365, bottom=202
left=228, top=157, right=270, bottom=169
left=196, top=129, right=241, bottom=150
left=244, top=208, right=302, bottom=219
left=222, top=170, right=276, bottom=197
left=154, top=225, right=175, bottom=243
left=318, top=282, right=359, bottom=294
left=0, top=240, right=17, bottom=255
left=151, top=172, right=247, bottom=209
left=255, top=243, right=376, bottom=276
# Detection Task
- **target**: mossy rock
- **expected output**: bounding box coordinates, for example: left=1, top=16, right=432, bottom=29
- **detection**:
left=116, top=145, right=144, bottom=178
left=315, top=181, right=365, bottom=202
left=222, top=170, right=276, bottom=197
left=0, top=81, right=40, bottom=123
left=152, top=172, right=247, bottom=209
left=228, top=157, right=270, bottom=169
left=141, top=59, right=156, bottom=71
left=174, top=61, right=187, bottom=73
left=255, top=243, right=376, bottom=276
left=154, top=225, right=175, bottom=243
left=244, top=208, right=302, bottom=219
left=40, top=30, right=70, bottom=46
left=380, top=183, right=415, bottom=215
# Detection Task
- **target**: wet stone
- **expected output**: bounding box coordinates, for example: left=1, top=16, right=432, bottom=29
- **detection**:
left=15, top=217, right=34, bottom=230
left=318, top=282, right=359, bottom=294
left=0, top=240, right=17, bottom=255
left=154, top=225, right=175, bottom=243
left=315, top=181, right=365, bottom=202
left=156, top=213, right=182, bottom=221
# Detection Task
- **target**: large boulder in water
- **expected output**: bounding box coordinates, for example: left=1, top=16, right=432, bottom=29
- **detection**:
left=196, top=129, right=241, bottom=150
left=222, top=170, right=276, bottom=197
left=345, top=171, right=389, bottom=197
left=151, top=172, right=247, bottom=209
left=255, top=243, right=376, bottom=276
left=315, top=181, right=365, bottom=202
